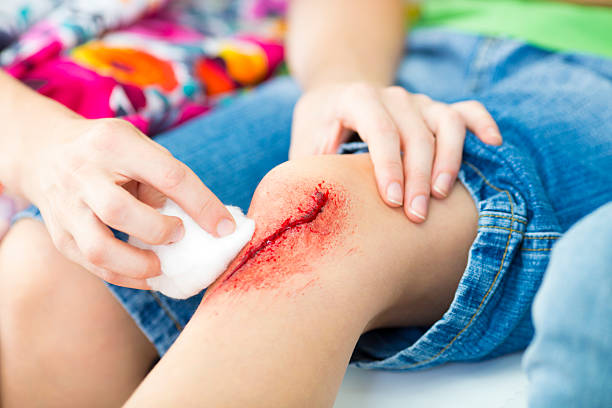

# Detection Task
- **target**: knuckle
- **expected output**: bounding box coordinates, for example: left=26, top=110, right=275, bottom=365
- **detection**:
left=413, top=93, right=432, bottom=105
left=97, top=196, right=125, bottom=225
left=346, top=82, right=376, bottom=100
left=63, top=149, right=87, bottom=174
left=82, top=241, right=106, bottom=265
left=374, top=120, right=399, bottom=137
left=83, top=119, right=129, bottom=153
left=464, top=100, right=486, bottom=111
left=160, top=162, right=186, bottom=191
left=444, top=107, right=463, bottom=124
left=408, top=176, right=431, bottom=194
left=384, top=86, right=409, bottom=99
left=414, top=132, right=435, bottom=149
left=376, top=158, right=404, bottom=176
left=409, top=170, right=431, bottom=186
left=406, top=162, right=432, bottom=182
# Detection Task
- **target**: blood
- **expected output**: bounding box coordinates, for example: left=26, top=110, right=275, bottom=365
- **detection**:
left=221, top=190, right=328, bottom=284
left=209, top=180, right=352, bottom=296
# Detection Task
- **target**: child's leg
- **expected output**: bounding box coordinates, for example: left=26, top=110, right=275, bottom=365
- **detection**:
left=0, top=76, right=301, bottom=407
left=0, top=220, right=158, bottom=408
left=523, top=202, right=612, bottom=408
left=125, top=154, right=479, bottom=407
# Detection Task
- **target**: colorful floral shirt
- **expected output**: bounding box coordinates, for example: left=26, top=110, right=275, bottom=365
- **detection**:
left=0, top=0, right=288, bottom=236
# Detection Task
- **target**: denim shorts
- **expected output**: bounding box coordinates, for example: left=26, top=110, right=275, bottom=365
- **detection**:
left=14, top=28, right=612, bottom=370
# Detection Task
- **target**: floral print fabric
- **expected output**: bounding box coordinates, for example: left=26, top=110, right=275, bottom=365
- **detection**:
left=0, top=0, right=287, bottom=133
left=0, top=0, right=288, bottom=238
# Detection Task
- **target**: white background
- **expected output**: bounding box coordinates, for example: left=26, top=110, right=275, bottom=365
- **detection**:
left=335, top=352, right=527, bottom=408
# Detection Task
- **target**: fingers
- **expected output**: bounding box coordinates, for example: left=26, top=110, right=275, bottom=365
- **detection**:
left=418, top=100, right=467, bottom=199
left=69, top=209, right=162, bottom=281
left=336, top=84, right=405, bottom=208
left=292, top=85, right=502, bottom=227
left=452, top=100, right=502, bottom=145
left=135, top=183, right=167, bottom=209
left=45, top=212, right=153, bottom=289
left=116, top=135, right=236, bottom=238
left=82, top=176, right=184, bottom=246
left=382, top=88, right=435, bottom=222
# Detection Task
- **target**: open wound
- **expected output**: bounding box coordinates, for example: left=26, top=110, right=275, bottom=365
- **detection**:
left=213, top=181, right=352, bottom=295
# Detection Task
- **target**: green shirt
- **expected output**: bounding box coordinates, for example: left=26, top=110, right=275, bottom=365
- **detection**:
left=416, top=0, right=612, bottom=59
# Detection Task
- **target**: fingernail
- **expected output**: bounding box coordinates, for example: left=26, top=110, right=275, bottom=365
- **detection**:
left=410, top=195, right=427, bottom=220
left=216, top=218, right=235, bottom=237
left=433, top=173, right=453, bottom=197
left=386, top=182, right=403, bottom=206
left=169, top=223, right=185, bottom=244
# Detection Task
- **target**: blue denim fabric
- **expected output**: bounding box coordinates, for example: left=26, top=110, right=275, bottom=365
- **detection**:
left=13, top=28, right=612, bottom=366
left=522, top=202, right=612, bottom=408
left=346, top=28, right=612, bottom=370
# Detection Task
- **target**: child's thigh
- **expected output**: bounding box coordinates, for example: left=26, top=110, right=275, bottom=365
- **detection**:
left=0, top=219, right=157, bottom=406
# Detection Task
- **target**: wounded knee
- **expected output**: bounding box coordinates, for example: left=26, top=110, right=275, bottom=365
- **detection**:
left=209, top=162, right=356, bottom=296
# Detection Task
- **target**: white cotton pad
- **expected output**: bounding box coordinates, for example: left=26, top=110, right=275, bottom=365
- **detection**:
left=129, top=200, right=255, bottom=299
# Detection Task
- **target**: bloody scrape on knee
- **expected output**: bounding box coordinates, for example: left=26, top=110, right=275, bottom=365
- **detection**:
left=210, top=179, right=354, bottom=296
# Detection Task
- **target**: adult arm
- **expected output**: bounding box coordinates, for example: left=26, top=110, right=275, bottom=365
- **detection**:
left=287, top=0, right=502, bottom=223
left=0, top=70, right=235, bottom=288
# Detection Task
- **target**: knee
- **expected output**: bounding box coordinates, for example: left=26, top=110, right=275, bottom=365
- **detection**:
left=249, top=155, right=365, bottom=220
left=247, top=156, right=359, bottom=251
left=207, top=156, right=365, bottom=298
left=0, top=220, right=59, bottom=333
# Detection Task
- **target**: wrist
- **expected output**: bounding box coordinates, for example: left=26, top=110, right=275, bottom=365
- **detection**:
left=293, top=54, right=394, bottom=92
left=11, top=115, right=84, bottom=202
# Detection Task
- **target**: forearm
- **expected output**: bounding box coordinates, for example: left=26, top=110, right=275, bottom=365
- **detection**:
left=287, top=0, right=405, bottom=90
left=0, top=70, right=79, bottom=196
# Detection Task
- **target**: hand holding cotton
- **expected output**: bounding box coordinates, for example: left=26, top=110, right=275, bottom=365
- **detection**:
left=129, top=201, right=255, bottom=299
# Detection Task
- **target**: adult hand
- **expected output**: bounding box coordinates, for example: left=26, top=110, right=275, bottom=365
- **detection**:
left=20, top=118, right=236, bottom=289
left=290, top=83, right=502, bottom=223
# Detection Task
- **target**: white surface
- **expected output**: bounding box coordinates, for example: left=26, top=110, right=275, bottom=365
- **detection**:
left=335, top=352, right=527, bottom=408
left=129, top=201, right=255, bottom=299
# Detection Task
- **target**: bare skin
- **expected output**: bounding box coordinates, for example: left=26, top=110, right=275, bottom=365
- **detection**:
left=0, top=220, right=158, bottom=407
left=124, top=154, right=478, bottom=407
left=0, top=154, right=476, bottom=407
left=0, top=1, right=503, bottom=405
left=288, top=0, right=501, bottom=222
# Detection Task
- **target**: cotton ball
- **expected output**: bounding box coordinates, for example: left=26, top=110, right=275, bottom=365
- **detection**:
left=129, top=200, right=255, bottom=299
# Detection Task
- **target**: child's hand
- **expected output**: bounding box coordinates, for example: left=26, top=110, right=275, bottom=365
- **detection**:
left=290, top=83, right=502, bottom=222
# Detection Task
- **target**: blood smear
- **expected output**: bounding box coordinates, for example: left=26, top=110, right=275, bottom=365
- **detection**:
left=211, top=180, right=351, bottom=295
